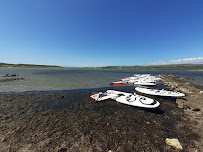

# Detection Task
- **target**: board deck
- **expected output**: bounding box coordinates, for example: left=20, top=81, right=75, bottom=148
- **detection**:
left=111, top=81, right=123, bottom=86
left=90, top=92, right=118, bottom=101
left=115, top=94, right=160, bottom=108
left=90, top=90, right=160, bottom=108
left=135, top=87, right=185, bottom=97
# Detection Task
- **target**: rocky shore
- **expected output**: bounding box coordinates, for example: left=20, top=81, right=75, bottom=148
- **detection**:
left=0, top=74, right=25, bottom=83
left=0, top=74, right=202, bottom=151
left=159, top=74, right=203, bottom=151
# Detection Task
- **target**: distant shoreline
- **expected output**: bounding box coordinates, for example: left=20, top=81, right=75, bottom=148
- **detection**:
left=1, top=62, right=203, bottom=70
left=189, top=69, right=203, bottom=71
left=0, top=63, right=61, bottom=68
left=101, top=64, right=203, bottom=70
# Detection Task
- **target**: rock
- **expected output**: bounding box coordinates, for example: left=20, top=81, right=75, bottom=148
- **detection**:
left=178, top=87, right=191, bottom=94
left=57, top=147, right=68, bottom=152
left=185, top=82, right=190, bottom=85
left=165, top=138, right=183, bottom=150
left=58, top=95, right=65, bottom=99
left=3, top=74, right=17, bottom=77
left=186, top=103, right=201, bottom=111
left=190, top=95, right=195, bottom=98
left=0, top=135, right=6, bottom=142
left=0, top=78, right=25, bottom=83
left=199, top=91, right=203, bottom=94
left=176, top=98, right=201, bottom=111
left=56, top=142, right=68, bottom=152
left=18, top=144, right=32, bottom=152
left=38, top=138, right=51, bottom=147
left=176, top=99, right=185, bottom=109
left=169, top=75, right=175, bottom=78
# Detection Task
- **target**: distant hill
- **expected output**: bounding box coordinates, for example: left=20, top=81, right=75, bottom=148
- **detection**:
left=1, top=62, right=202, bottom=70
left=0, top=62, right=61, bottom=68
left=101, top=64, right=203, bottom=70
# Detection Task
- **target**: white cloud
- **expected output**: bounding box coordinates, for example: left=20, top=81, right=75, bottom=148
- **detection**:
left=152, top=57, right=203, bottom=65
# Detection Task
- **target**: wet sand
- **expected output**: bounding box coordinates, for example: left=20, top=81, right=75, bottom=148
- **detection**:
left=0, top=84, right=201, bottom=151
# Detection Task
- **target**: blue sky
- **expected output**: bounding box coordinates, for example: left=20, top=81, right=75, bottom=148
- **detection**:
left=0, top=0, right=202, bottom=67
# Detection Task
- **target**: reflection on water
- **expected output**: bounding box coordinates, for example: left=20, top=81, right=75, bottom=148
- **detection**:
left=0, top=67, right=202, bottom=92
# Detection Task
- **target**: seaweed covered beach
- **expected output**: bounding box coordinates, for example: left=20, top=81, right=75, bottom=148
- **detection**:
left=0, top=87, right=202, bottom=151
left=0, top=69, right=202, bottom=151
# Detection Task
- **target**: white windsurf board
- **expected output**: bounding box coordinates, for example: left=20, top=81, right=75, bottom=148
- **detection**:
left=135, top=87, right=185, bottom=97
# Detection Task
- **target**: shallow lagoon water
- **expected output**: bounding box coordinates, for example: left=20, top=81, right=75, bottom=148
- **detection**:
left=0, top=67, right=202, bottom=92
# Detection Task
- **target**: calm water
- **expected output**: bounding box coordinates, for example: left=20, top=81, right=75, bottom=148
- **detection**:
left=0, top=67, right=203, bottom=92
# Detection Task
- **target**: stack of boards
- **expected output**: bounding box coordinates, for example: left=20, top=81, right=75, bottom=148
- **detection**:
left=90, top=74, right=185, bottom=108
left=90, top=88, right=185, bottom=108
left=111, top=74, right=161, bottom=86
